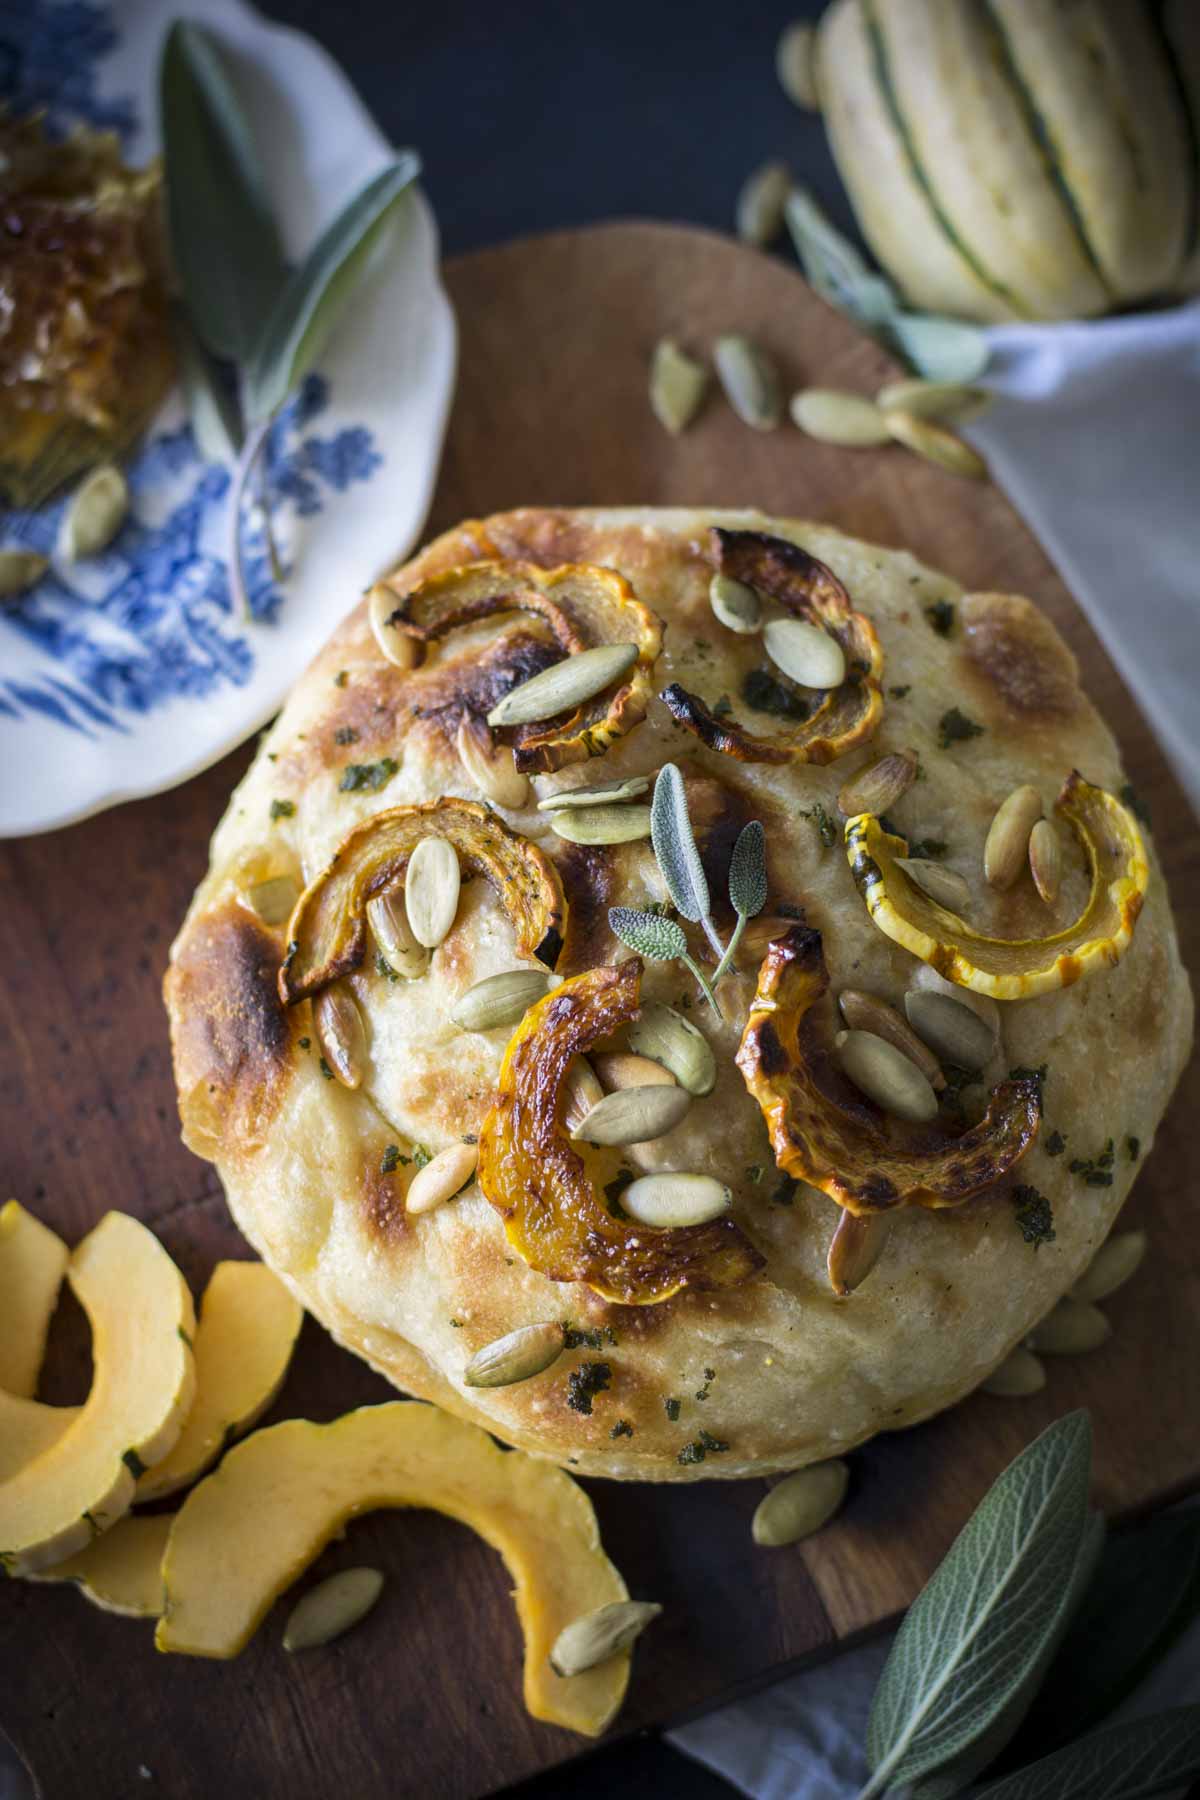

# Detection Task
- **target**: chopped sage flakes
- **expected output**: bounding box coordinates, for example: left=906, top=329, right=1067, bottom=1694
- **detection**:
left=678, top=1429, right=730, bottom=1466
left=563, top=1322, right=618, bottom=1350
left=694, top=1367, right=716, bottom=1402
left=566, top=1362, right=612, bottom=1416
left=801, top=802, right=838, bottom=848
left=1009, top=1063, right=1048, bottom=1094
left=664, top=1397, right=682, bottom=1422
left=1045, top=1129, right=1067, bottom=1157
left=937, top=707, right=984, bottom=750
left=1127, top=1135, right=1141, bottom=1161
left=742, top=666, right=810, bottom=722
left=412, top=1145, right=432, bottom=1170
left=298, top=1036, right=310, bottom=1050
left=339, top=757, right=398, bottom=794
left=924, top=599, right=955, bottom=637
left=334, top=726, right=359, bottom=746
left=269, top=798, right=295, bottom=820
left=610, top=1420, right=634, bottom=1440
left=380, top=1145, right=404, bottom=1175
left=771, top=1174, right=798, bottom=1206
left=334, top=670, right=349, bottom=687
left=907, top=837, right=947, bottom=860
left=1012, top=1185, right=1056, bottom=1248
left=889, top=683, right=911, bottom=699
left=1069, top=1139, right=1115, bottom=1187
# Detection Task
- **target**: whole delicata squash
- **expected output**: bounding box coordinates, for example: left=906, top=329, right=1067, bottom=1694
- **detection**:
left=846, top=770, right=1149, bottom=1001
left=736, top=926, right=1042, bottom=1215
left=280, top=798, right=566, bottom=1003
left=376, top=557, right=663, bottom=773
left=660, top=528, right=884, bottom=765
left=477, top=960, right=763, bottom=1305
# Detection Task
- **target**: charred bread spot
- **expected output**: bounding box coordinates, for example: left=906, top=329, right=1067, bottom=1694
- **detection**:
left=961, top=592, right=1082, bottom=725
left=361, top=1161, right=412, bottom=1246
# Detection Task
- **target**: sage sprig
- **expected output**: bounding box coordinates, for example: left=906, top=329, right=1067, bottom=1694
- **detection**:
left=973, top=1705, right=1200, bottom=1800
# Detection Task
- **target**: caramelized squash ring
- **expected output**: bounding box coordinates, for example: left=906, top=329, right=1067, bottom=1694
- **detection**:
left=660, top=527, right=884, bottom=765
left=735, top=926, right=1041, bottom=1215
left=280, top=799, right=566, bottom=1003
left=846, top=770, right=1149, bottom=1000
left=477, top=960, right=763, bottom=1304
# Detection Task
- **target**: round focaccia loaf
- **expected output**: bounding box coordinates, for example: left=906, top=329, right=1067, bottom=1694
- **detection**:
left=165, top=507, right=1192, bottom=1481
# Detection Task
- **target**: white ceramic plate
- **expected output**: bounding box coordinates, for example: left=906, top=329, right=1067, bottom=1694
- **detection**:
left=0, top=0, right=456, bottom=837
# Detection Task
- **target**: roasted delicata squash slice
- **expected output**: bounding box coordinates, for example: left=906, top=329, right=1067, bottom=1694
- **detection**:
left=736, top=926, right=1041, bottom=1216
left=157, top=1402, right=631, bottom=1737
left=135, top=1262, right=303, bottom=1503
left=0, top=1200, right=68, bottom=1398
left=660, top=528, right=884, bottom=765
left=31, top=1513, right=171, bottom=1618
left=0, top=1390, right=78, bottom=1483
left=0, top=1212, right=195, bottom=1575
left=380, top=557, right=664, bottom=773
left=478, top=961, right=762, bottom=1305
left=846, top=771, right=1149, bottom=1000
left=280, top=798, right=566, bottom=1003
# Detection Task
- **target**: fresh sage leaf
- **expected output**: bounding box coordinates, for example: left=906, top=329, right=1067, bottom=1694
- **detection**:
left=608, top=907, right=688, bottom=963
left=861, top=1411, right=1093, bottom=1799
left=650, top=763, right=710, bottom=924
left=728, top=819, right=767, bottom=920
left=175, top=310, right=243, bottom=463
left=160, top=20, right=287, bottom=364
left=972, top=1704, right=1200, bottom=1800
left=246, top=154, right=421, bottom=423
left=888, top=312, right=990, bottom=385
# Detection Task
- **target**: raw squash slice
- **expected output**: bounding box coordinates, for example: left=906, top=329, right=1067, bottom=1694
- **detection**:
left=846, top=771, right=1148, bottom=1000
left=157, top=1402, right=631, bottom=1737
left=0, top=1200, right=68, bottom=1398
left=0, top=1391, right=78, bottom=1483
left=31, top=1513, right=171, bottom=1618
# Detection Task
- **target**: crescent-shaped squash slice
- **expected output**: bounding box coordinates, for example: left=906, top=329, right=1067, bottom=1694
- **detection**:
left=846, top=771, right=1149, bottom=999
left=477, top=961, right=763, bottom=1305
left=380, top=558, right=664, bottom=773
left=660, top=528, right=884, bottom=765
left=280, top=798, right=566, bottom=1003
left=156, top=1402, right=631, bottom=1738
left=0, top=1391, right=79, bottom=1483
left=735, top=926, right=1042, bottom=1216
left=31, top=1513, right=171, bottom=1618
left=136, top=1262, right=303, bottom=1503
left=0, top=1200, right=68, bottom=1398
left=0, top=1212, right=195, bottom=1575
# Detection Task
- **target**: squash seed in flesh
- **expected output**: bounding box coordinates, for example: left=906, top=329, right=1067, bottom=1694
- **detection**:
left=455, top=716, right=530, bottom=809
left=1029, top=819, right=1062, bottom=905
left=283, top=1567, right=384, bottom=1652
left=537, top=774, right=651, bottom=811
left=883, top=410, right=988, bottom=480
left=875, top=379, right=990, bottom=422
left=736, top=161, right=792, bottom=248
left=570, top=1083, right=690, bottom=1147
left=764, top=617, right=846, bottom=689
left=984, top=785, right=1043, bottom=891
left=649, top=339, right=709, bottom=436
left=904, top=989, right=996, bottom=1072
left=315, top=987, right=367, bottom=1089
left=407, top=1141, right=478, bottom=1216
left=464, top=1323, right=564, bottom=1389
left=58, top=462, right=128, bottom=561
left=0, top=550, right=48, bottom=599
left=627, top=1000, right=717, bottom=1096
left=837, top=749, right=917, bottom=818
left=752, top=1461, right=848, bottom=1548
left=839, top=989, right=945, bottom=1091
left=367, top=889, right=431, bottom=980
left=709, top=573, right=762, bottom=635
left=776, top=20, right=819, bottom=109
left=621, top=1173, right=731, bottom=1228
left=981, top=1346, right=1046, bottom=1398
left=1071, top=1231, right=1146, bottom=1304
left=1028, top=1299, right=1111, bottom=1356
left=790, top=388, right=891, bottom=447
left=592, top=1051, right=677, bottom=1091
left=838, top=1030, right=939, bottom=1123
left=713, top=335, right=782, bottom=431
left=245, top=874, right=299, bottom=927
left=827, top=1209, right=890, bottom=1297
left=550, top=804, right=652, bottom=846
left=404, top=837, right=461, bottom=949
left=550, top=1600, right=663, bottom=1678
left=452, top=969, right=559, bottom=1033
left=367, top=582, right=421, bottom=670
left=562, top=1058, right=605, bottom=1133
left=487, top=643, right=639, bottom=729
left=896, top=857, right=971, bottom=913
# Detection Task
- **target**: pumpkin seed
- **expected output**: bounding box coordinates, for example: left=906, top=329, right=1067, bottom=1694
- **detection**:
left=764, top=617, right=846, bottom=689
left=315, top=986, right=367, bottom=1089
left=537, top=774, right=650, bottom=811
left=1028, top=819, right=1062, bottom=905
left=908, top=962, right=1001, bottom=1039
left=455, top=715, right=530, bottom=809
left=404, top=837, right=461, bottom=948
left=827, top=1209, right=890, bottom=1296
left=592, top=1051, right=677, bottom=1091
left=1071, top=1230, right=1146, bottom=1304
left=883, top=410, right=988, bottom=481
left=775, top=20, right=819, bottom=109
left=562, top=1058, right=605, bottom=1133
left=904, top=989, right=996, bottom=1072
left=1028, top=1299, right=1111, bottom=1356
left=984, top=785, right=1043, bottom=891
left=736, top=161, right=792, bottom=248
left=837, top=750, right=918, bottom=818
left=487, top=642, right=639, bottom=729
left=896, top=857, right=971, bottom=913
left=839, top=989, right=945, bottom=1090
left=875, top=379, right=990, bottom=422
left=709, top=573, right=762, bottom=635
left=570, top=1083, right=690, bottom=1147
left=621, top=1173, right=730, bottom=1228
left=367, top=889, right=431, bottom=980
left=0, top=550, right=48, bottom=599
left=406, top=1140, right=478, bottom=1216
left=367, top=582, right=421, bottom=670
left=464, top=1323, right=564, bottom=1389
left=981, top=1346, right=1046, bottom=1398
left=245, top=873, right=299, bottom=927
left=752, top=1461, right=848, bottom=1548
left=452, top=969, right=558, bottom=1032
left=713, top=334, right=782, bottom=431
left=550, top=1600, right=662, bottom=1678
left=838, top=1030, right=939, bottom=1123
left=58, top=462, right=128, bottom=561
left=283, top=1567, right=384, bottom=1652
left=627, top=1000, right=717, bottom=1096
left=789, top=388, right=890, bottom=447
left=649, top=338, right=709, bottom=436
left=550, top=804, right=652, bottom=845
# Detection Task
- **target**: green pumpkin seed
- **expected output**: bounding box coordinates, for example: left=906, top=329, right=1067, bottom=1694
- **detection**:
left=452, top=969, right=558, bottom=1032
left=752, top=1461, right=848, bottom=1548
left=550, top=804, right=652, bottom=845
left=404, top=837, right=461, bottom=948
left=984, top=785, right=1043, bottom=891
left=981, top=1346, right=1046, bottom=1397
left=562, top=1058, right=605, bottom=1133
left=0, top=550, right=48, bottom=600
left=1028, top=819, right=1062, bottom=905
left=245, top=874, right=299, bottom=927
left=827, top=1209, right=890, bottom=1296
left=1071, top=1231, right=1146, bottom=1304
left=627, top=1000, right=717, bottom=1096
left=736, top=161, right=792, bottom=248
left=570, top=1083, right=690, bottom=1147
left=838, top=1030, right=939, bottom=1123
left=904, top=989, right=996, bottom=1072
left=764, top=617, right=846, bottom=689
left=649, top=339, right=709, bottom=436
left=536, top=774, right=651, bottom=811
left=621, top=1173, right=731, bottom=1228
left=837, top=749, right=918, bottom=818
left=874, top=378, right=990, bottom=422
left=709, top=573, right=762, bottom=635
left=58, top=463, right=129, bottom=562
left=367, top=889, right=431, bottom=980
left=550, top=1600, right=662, bottom=1678
left=776, top=21, right=819, bottom=109
left=838, top=990, right=944, bottom=1090
left=487, top=643, right=638, bottom=729
left=315, top=986, right=367, bottom=1089
left=789, top=388, right=890, bottom=447
left=283, top=1568, right=384, bottom=1651
left=714, top=335, right=782, bottom=430
left=464, top=1323, right=564, bottom=1389
left=883, top=410, right=988, bottom=480
left=1028, top=1299, right=1111, bottom=1356
left=896, top=857, right=971, bottom=913
left=367, top=582, right=421, bottom=670
left=455, top=715, right=530, bottom=808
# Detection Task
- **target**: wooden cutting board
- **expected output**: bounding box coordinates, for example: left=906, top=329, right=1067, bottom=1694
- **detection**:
left=2, top=223, right=1197, bottom=1800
